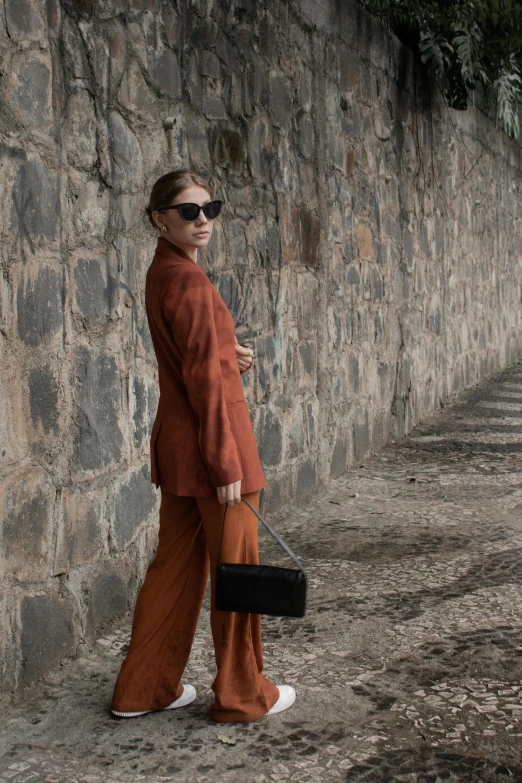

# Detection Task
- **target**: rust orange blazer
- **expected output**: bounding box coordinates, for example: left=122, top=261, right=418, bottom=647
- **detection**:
left=145, top=236, right=266, bottom=498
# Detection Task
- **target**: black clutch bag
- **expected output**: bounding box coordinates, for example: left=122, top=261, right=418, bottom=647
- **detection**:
left=215, top=496, right=307, bottom=618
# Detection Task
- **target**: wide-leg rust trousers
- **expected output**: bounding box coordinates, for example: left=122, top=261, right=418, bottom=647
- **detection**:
left=110, top=488, right=279, bottom=723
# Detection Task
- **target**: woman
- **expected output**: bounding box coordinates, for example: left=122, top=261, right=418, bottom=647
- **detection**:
left=110, top=170, right=295, bottom=723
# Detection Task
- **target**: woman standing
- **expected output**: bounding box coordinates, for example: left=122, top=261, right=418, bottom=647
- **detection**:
left=110, top=170, right=295, bottom=723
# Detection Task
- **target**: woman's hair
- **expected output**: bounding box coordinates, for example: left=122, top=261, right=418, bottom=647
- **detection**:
left=146, top=170, right=212, bottom=228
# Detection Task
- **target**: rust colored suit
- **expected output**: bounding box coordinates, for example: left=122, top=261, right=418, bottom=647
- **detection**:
left=111, top=237, right=278, bottom=722
left=145, top=236, right=266, bottom=497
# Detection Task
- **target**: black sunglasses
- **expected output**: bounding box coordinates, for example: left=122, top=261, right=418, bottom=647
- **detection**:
left=157, top=200, right=223, bottom=222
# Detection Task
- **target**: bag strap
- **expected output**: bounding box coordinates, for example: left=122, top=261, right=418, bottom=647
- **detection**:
left=217, top=496, right=306, bottom=576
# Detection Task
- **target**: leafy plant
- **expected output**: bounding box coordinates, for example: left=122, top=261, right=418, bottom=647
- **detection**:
left=358, top=0, right=522, bottom=139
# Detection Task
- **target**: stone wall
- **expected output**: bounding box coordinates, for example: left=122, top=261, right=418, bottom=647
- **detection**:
left=1, top=0, right=522, bottom=692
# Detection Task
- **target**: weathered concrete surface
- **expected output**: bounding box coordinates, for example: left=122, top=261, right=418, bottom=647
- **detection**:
left=2, top=361, right=522, bottom=782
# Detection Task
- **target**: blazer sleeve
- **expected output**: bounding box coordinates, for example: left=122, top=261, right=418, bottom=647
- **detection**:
left=162, top=277, right=243, bottom=488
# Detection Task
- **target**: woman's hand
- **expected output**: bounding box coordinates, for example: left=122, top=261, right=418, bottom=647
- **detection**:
left=217, top=480, right=242, bottom=506
left=235, top=341, right=254, bottom=373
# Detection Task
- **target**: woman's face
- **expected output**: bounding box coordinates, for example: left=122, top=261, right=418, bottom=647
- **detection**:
left=153, top=185, right=215, bottom=252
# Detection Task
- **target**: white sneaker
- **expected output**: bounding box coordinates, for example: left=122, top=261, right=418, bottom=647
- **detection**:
left=111, top=684, right=196, bottom=718
left=266, top=685, right=296, bottom=716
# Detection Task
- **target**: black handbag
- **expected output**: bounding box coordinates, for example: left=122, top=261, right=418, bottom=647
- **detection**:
left=215, top=496, right=307, bottom=618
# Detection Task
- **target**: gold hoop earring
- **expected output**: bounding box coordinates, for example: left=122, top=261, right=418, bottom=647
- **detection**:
left=161, top=225, right=167, bottom=233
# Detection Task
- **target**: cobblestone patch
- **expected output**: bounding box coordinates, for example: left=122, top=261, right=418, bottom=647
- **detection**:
left=1, top=365, right=522, bottom=780
left=347, top=749, right=522, bottom=782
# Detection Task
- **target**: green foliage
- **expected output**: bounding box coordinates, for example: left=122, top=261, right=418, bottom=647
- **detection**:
left=358, top=0, right=522, bottom=139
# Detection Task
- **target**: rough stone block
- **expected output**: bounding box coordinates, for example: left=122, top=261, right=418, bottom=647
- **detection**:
left=140, top=316, right=154, bottom=355
left=296, top=459, right=317, bottom=499
left=306, top=402, right=316, bottom=446
left=354, top=415, right=370, bottom=460
left=56, top=487, right=103, bottom=572
left=0, top=375, right=8, bottom=466
left=269, top=75, right=292, bottom=131
left=10, top=160, right=60, bottom=242
left=227, top=220, right=248, bottom=271
left=374, top=108, right=392, bottom=141
left=296, top=273, right=320, bottom=336
left=108, top=111, right=143, bottom=193
left=300, top=341, right=316, bottom=378
left=204, top=94, right=228, bottom=120
left=187, top=115, right=211, bottom=168
left=370, top=265, right=384, bottom=301
left=346, top=265, right=361, bottom=297
left=63, top=91, right=97, bottom=170
left=403, top=229, right=414, bottom=266
left=328, top=133, right=346, bottom=173
left=74, top=258, right=111, bottom=327
left=7, top=51, right=52, bottom=128
left=216, top=32, right=239, bottom=69
left=2, top=468, right=54, bottom=582
left=256, top=405, right=283, bottom=466
left=132, top=376, right=156, bottom=447
left=200, top=50, right=220, bottom=78
left=255, top=224, right=281, bottom=267
left=329, top=307, right=343, bottom=350
left=289, top=405, right=305, bottom=458
left=247, top=116, right=273, bottom=179
left=285, top=335, right=298, bottom=385
left=297, top=67, right=312, bottom=110
left=17, top=267, right=63, bottom=347
left=61, top=18, right=90, bottom=79
left=349, top=354, right=361, bottom=394
left=377, top=362, right=390, bottom=403
left=161, top=4, right=179, bottom=48
left=257, top=15, right=277, bottom=59
left=429, top=295, right=443, bottom=335
left=330, top=438, right=347, bottom=478
left=184, top=50, right=203, bottom=107
left=255, top=335, right=278, bottom=396
left=97, top=0, right=127, bottom=19
left=150, top=48, right=181, bottom=99
left=261, top=474, right=291, bottom=514
left=87, top=563, right=129, bottom=635
left=71, top=180, right=110, bottom=248
left=29, top=366, right=60, bottom=435
left=371, top=412, right=385, bottom=451
left=20, top=594, right=76, bottom=686
left=297, top=0, right=332, bottom=30
left=190, top=18, right=217, bottom=48
left=5, top=0, right=46, bottom=41
left=107, top=20, right=127, bottom=90
left=356, top=223, right=375, bottom=260
left=113, top=464, right=157, bottom=550
left=211, top=272, right=242, bottom=321
left=210, top=127, right=245, bottom=170
left=73, top=346, right=123, bottom=472
left=281, top=202, right=320, bottom=267
left=234, top=26, right=252, bottom=50
left=297, top=112, right=314, bottom=160
left=250, top=57, right=269, bottom=107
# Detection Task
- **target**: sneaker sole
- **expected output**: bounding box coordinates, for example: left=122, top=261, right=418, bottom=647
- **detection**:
left=111, top=685, right=196, bottom=718
left=267, top=688, right=296, bottom=716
